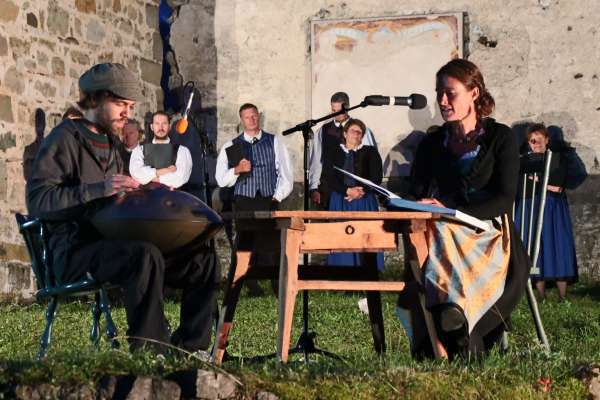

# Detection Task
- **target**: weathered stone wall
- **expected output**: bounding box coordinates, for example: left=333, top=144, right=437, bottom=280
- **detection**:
left=169, top=0, right=599, bottom=279
left=0, top=0, right=163, bottom=299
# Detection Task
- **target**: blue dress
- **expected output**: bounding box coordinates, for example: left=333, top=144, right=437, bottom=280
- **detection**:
left=515, top=192, right=578, bottom=282
left=327, top=146, right=384, bottom=270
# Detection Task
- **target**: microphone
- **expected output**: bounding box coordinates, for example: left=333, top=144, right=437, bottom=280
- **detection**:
left=364, top=94, right=427, bottom=109
left=175, top=83, right=195, bottom=134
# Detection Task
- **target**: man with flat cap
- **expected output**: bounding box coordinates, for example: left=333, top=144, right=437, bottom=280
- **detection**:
left=26, top=63, right=219, bottom=354
left=309, top=92, right=377, bottom=209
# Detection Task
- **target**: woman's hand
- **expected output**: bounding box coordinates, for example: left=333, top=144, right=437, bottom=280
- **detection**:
left=418, top=198, right=446, bottom=208
left=547, top=185, right=563, bottom=193
left=345, top=186, right=365, bottom=202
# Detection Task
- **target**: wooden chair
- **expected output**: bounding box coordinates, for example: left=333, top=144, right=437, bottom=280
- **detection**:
left=15, top=213, right=119, bottom=360
left=508, top=149, right=553, bottom=351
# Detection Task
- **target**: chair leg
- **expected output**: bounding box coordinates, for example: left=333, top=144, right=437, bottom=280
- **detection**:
left=525, top=278, right=550, bottom=351
left=38, top=297, right=58, bottom=360
left=99, top=289, right=120, bottom=349
left=90, top=292, right=102, bottom=346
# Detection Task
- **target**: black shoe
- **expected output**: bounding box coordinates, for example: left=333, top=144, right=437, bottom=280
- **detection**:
left=440, top=305, right=467, bottom=332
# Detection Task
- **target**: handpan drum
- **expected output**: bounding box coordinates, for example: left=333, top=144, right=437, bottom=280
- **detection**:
left=91, top=184, right=223, bottom=254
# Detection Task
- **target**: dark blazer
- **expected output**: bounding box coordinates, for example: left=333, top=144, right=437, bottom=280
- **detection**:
left=409, top=118, right=519, bottom=220
left=326, top=145, right=383, bottom=195
left=26, top=119, right=123, bottom=282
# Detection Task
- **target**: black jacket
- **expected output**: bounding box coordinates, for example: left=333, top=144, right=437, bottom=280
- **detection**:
left=326, top=145, right=383, bottom=195
left=26, top=119, right=124, bottom=282
left=409, top=118, right=519, bottom=220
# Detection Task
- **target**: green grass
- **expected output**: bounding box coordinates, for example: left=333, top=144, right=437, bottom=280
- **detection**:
left=0, top=281, right=599, bottom=399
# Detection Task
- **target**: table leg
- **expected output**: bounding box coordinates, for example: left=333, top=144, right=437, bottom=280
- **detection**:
left=277, top=228, right=301, bottom=363
left=364, top=253, right=386, bottom=353
left=212, top=250, right=251, bottom=366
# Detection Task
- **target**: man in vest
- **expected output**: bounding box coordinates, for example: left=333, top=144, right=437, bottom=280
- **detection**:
left=129, top=111, right=192, bottom=188
left=26, top=63, right=218, bottom=354
left=308, top=92, right=377, bottom=209
left=216, top=103, right=293, bottom=293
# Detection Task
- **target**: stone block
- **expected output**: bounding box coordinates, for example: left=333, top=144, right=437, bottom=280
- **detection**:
left=3, top=67, right=24, bottom=93
left=153, top=31, right=162, bottom=61
left=0, top=132, right=16, bottom=151
left=51, top=56, right=65, bottom=76
left=145, top=4, right=159, bottom=30
left=7, top=263, right=31, bottom=292
left=47, top=3, right=70, bottom=36
left=0, top=95, right=14, bottom=123
left=75, top=0, right=96, bottom=14
left=0, top=0, right=19, bottom=23
left=34, top=81, right=57, bottom=98
left=71, top=49, right=91, bottom=65
left=86, top=18, right=106, bottom=43
left=0, top=34, right=7, bottom=56
left=8, top=37, right=31, bottom=61
left=140, top=58, right=162, bottom=86
left=113, top=0, right=121, bottom=13
left=36, top=50, right=49, bottom=68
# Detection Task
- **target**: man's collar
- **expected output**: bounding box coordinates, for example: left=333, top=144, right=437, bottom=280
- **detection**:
left=242, top=130, right=262, bottom=142
left=152, top=137, right=170, bottom=144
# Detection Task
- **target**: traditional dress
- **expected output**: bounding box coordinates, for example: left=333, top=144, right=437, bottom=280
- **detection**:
left=325, top=143, right=384, bottom=269
left=399, top=118, right=531, bottom=358
left=515, top=151, right=578, bottom=283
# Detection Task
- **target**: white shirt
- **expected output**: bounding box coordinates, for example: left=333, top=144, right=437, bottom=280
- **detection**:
left=215, top=130, right=294, bottom=202
left=129, top=138, right=193, bottom=188
left=308, top=119, right=376, bottom=190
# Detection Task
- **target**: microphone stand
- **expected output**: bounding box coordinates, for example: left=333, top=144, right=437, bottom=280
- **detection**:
left=281, top=100, right=370, bottom=363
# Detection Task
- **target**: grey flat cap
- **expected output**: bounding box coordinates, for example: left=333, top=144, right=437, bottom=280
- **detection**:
left=79, top=63, right=144, bottom=101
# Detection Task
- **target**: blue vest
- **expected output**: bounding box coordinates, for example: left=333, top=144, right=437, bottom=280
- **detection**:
left=232, top=132, right=277, bottom=198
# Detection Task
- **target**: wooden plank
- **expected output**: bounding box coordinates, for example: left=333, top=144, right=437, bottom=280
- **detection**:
left=220, top=211, right=436, bottom=221
left=299, top=220, right=397, bottom=251
left=297, top=280, right=406, bottom=291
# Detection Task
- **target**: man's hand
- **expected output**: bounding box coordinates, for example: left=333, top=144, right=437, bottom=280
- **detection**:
left=310, top=190, right=321, bottom=205
left=104, top=174, right=140, bottom=197
left=345, top=186, right=365, bottom=202
left=234, top=158, right=252, bottom=175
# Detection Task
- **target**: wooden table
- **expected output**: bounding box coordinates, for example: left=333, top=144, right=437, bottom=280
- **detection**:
left=211, top=210, right=448, bottom=364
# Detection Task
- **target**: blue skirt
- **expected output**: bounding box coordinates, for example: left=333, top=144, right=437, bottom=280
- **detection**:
left=327, top=191, right=384, bottom=270
left=514, top=192, right=578, bottom=282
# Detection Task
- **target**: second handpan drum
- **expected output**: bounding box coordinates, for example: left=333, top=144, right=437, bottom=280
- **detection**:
left=91, top=184, right=223, bottom=253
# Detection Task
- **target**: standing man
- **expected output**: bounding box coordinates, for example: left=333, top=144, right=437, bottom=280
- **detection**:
left=26, top=63, right=218, bottom=353
left=216, top=103, right=293, bottom=294
left=129, top=111, right=192, bottom=189
left=216, top=103, right=293, bottom=213
left=309, top=92, right=377, bottom=209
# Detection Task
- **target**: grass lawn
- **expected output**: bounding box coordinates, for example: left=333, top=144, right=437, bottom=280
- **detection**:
left=0, top=280, right=598, bottom=399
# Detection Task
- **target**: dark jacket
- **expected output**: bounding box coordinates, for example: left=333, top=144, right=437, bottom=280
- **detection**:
left=26, top=119, right=124, bottom=282
left=409, top=118, right=519, bottom=220
left=326, top=144, right=383, bottom=195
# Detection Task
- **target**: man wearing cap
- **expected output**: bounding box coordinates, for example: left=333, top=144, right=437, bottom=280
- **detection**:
left=308, top=92, right=377, bottom=209
left=26, top=63, right=219, bottom=354
left=129, top=111, right=193, bottom=189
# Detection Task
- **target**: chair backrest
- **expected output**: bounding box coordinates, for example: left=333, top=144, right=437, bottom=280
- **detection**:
left=513, top=150, right=553, bottom=274
left=15, top=213, right=54, bottom=290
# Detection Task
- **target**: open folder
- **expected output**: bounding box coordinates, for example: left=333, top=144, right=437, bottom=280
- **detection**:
left=334, top=166, right=491, bottom=231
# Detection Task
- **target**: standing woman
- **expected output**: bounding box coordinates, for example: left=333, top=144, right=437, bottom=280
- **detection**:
left=398, top=59, right=531, bottom=359
left=325, top=119, right=384, bottom=269
left=516, top=123, right=578, bottom=300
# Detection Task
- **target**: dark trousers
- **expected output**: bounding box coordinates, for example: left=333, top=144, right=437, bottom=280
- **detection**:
left=67, top=239, right=219, bottom=352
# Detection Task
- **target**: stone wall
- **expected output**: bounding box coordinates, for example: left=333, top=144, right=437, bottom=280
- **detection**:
left=0, top=0, right=163, bottom=299
left=168, top=0, right=599, bottom=279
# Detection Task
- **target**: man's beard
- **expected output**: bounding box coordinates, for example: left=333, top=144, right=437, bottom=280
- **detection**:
left=96, top=108, right=125, bottom=136
left=153, top=131, right=168, bottom=140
